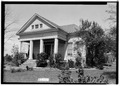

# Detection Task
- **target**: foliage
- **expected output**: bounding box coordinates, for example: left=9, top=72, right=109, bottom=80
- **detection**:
left=54, top=53, right=64, bottom=69
left=106, top=4, right=116, bottom=25
left=11, top=68, right=25, bottom=73
left=37, top=52, right=48, bottom=60
left=48, top=55, right=55, bottom=68
left=68, top=59, right=74, bottom=68
left=58, top=68, right=108, bottom=84
left=36, top=52, right=48, bottom=67
left=109, top=26, right=116, bottom=37
left=55, top=53, right=63, bottom=63
left=12, top=52, right=25, bottom=66
left=4, top=54, right=12, bottom=62
left=75, top=52, right=82, bottom=68
left=105, top=4, right=116, bottom=58
left=77, top=20, right=107, bottom=67
left=58, top=70, right=74, bottom=83
left=76, top=68, right=85, bottom=83
left=11, top=44, right=19, bottom=56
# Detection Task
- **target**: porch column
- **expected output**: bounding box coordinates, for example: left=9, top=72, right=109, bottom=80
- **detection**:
left=19, top=41, right=22, bottom=52
left=40, top=39, right=43, bottom=53
left=29, top=40, right=33, bottom=59
left=54, top=38, right=58, bottom=54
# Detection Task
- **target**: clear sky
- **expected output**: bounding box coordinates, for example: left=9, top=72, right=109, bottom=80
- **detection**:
left=4, top=3, right=116, bottom=55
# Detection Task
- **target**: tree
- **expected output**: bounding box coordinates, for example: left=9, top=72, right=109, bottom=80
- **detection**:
left=12, top=52, right=25, bottom=66
left=4, top=5, right=18, bottom=43
left=106, top=4, right=116, bottom=26
left=4, top=54, right=12, bottom=62
left=11, top=44, right=19, bottom=56
left=105, top=4, right=117, bottom=57
left=77, top=19, right=105, bottom=67
left=106, top=4, right=116, bottom=38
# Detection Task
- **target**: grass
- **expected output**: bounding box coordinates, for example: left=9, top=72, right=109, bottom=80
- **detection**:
left=3, top=62, right=116, bottom=84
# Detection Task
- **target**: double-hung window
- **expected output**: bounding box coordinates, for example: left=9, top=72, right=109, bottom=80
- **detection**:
left=67, top=42, right=73, bottom=56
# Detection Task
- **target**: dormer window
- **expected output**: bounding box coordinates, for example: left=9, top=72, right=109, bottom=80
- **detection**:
left=40, top=24, right=43, bottom=28
left=32, top=25, right=34, bottom=29
left=35, top=24, right=39, bottom=29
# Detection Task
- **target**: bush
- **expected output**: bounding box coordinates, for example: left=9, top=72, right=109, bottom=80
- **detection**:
left=59, top=61, right=69, bottom=70
left=68, top=59, right=74, bottom=68
left=75, top=57, right=82, bottom=68
left=48, top=55, right=55, bottom=68
left=4, top=54, right=12, bottom=62
left=36, top=52, right=48, bottom=67
left=55, top=53, right=63, bottom=63
left=58, top=70, right=74, bottom=83
left=12, top=52, right=25, bottom=66
left=11, top=68, right=25, bottom=73
left=58, top=67, right=108, bottom=84
left=54, top=53, right=65, bottom=69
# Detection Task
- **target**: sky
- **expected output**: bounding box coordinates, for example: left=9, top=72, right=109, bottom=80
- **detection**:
left=4, top=3, right=116, bottom=55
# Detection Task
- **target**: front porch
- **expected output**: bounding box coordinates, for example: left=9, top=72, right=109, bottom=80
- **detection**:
left=19, top=38, right=66, bottom=60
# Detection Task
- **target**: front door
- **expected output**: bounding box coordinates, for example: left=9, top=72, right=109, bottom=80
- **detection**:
left=44, top=44, right=54, bottom=57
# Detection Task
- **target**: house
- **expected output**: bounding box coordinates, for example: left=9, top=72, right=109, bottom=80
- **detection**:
left=16, top=13, right=86, bottom=64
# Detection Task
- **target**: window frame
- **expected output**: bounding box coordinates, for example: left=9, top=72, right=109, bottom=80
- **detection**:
left=40, top=23, right=43, bottom=28
left=35, top=24, right=39, bottom=29
left=32, top=25, right=34, bottom=29
left=67, top=42, right=73, bottom=56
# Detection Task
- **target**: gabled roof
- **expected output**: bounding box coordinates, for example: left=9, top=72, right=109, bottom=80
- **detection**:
left=16, top=13, right=79, bottom=35
left=16, top=13, right=61, bottom=35
left=60, top=24, right=79, bottom=33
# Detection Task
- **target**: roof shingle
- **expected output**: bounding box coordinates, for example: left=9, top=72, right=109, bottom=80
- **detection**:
left=60, top=24, right=79, bottom=33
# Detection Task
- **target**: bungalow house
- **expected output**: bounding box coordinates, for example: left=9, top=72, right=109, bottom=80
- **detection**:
left=16, top=13, right=86, bottom=66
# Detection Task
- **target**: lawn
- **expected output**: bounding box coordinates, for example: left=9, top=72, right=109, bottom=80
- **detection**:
left=3, top=62, right=116, bottom=84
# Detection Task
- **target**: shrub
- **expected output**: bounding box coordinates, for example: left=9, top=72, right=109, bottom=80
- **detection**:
left=48, top=55, right=55, bottom=68
left=59, top=61, right=69, bottom=70
left=37, top=52, right=48, bottom=60
left=58, top=67, right=108, bottom=84
left=55, top=53, right=63, bottom=63
left=68, top=59, right=74, bottom=68
left=76, top=68, right=85, bottom=83
left=36, top=52, right=48, bottom=67
left=75, top=57, right=82, bottom=68
left=12, top=52, right=25, bottom=66
left=4, top=54, right=12, bottom=62
left=11, top=68, right=25, bottom=73
left=58, top=70, right=74, bottom=83
left=54, top=53, right=65, bottom=69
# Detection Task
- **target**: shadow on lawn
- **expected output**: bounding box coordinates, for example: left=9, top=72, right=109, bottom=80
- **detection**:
left=102, top=71, right=116, bottom=79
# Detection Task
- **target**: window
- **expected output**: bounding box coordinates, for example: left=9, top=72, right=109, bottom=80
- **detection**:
left=40, top=24, right=43, bottom=28
left=67, top=43, right=73, bottom=56
left=35, top=24, right=39, bottom=29
left=32, top=25, right=34, bottom=29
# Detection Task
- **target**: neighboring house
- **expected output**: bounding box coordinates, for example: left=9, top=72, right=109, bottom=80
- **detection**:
left=16, top=13, right=86, bottom=62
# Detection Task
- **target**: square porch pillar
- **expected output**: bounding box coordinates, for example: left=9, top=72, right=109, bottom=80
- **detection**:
left=40, top=39, right=44, bottom=53
left=29, top=40, right=33, bottom=59
left=19, top=41, right=22, bottom=53
left=54, top=38, right=58, bottom=54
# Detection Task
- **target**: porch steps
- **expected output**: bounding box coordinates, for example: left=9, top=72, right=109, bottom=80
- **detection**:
left=20, top=59, right=37, bottom=68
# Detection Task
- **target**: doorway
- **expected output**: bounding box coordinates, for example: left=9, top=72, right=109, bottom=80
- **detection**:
left=44, top=39, right=54, bottom=57
left=44, top=44, right=54, bottom=56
